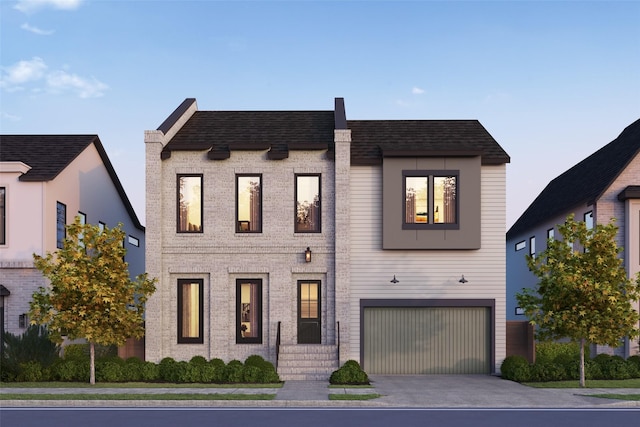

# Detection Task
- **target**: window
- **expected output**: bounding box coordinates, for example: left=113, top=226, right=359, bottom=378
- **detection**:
left=236, top=279, right=262, bottom=344
left=128, top=235, right=139, bottom=247
left=547, top=228, right=555, bottom=240
left=78, top=212, right=86, bottom=247
left=236, top=175, right=262, bottom=233
left=515, top=240, right=526, bottom=251
left=0, top=187, right=5, bottom=245
left=98, top=221, right=106, bottom=233
left=177, top=279, right=204, bottom=344
left=403, top=172, right=457, bottom=228
left=529, top=236, right=536, bottom=257
left=584, top=211, right=594, bottom=230
left=177, top=175, right=203, bottom=233
left=56, top=202, right=66, bottom=249
left=295, top=174, right=321, bottom=233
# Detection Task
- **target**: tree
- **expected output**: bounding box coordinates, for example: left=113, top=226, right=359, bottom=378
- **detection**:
left=30, top=217, right=156, bottom=384
left=517, top=215, right=640, bottom=387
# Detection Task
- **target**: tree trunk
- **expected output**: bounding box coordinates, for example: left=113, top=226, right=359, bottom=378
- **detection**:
left=90, top=341, right=96, bottom=385
left=579, top=338, right=586, bottom=388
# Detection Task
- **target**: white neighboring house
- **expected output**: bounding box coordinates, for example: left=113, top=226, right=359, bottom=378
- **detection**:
left=145, top=98, right=510, bottom=379
left=0, top=135, right=145, bottom=347
left=506, top=118, right=640, bottom=358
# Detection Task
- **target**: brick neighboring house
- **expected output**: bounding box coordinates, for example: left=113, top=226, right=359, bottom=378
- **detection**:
left=0, top=135, right=145, bottom=353
left=506, top=118, right=640, bottom=358
left=145, top=98, right=510, bottom=379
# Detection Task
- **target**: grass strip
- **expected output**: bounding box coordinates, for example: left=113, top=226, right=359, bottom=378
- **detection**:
left=523, top=378, right=640, bottom=388
left=328, top=384, right=373, bottom=389
left=0, top=382, right=282, bottom=389
left=586, top=394, right=640, bottom=401
left=328, top=394, right=381, bottom=401
left=0, top=393, right=276, bottom=401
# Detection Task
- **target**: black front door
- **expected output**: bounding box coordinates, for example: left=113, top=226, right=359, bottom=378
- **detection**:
left=298, top=281, right=321, bottom=344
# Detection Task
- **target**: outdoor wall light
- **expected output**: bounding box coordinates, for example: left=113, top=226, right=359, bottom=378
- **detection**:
left=390, top=275, right=399, bottom=284
left=459, top=275, right=468, bottom=284
left=305, top=247, right=312, bottom=263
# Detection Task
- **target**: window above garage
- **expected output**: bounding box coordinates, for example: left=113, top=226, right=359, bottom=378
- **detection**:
left=382, top=154, right=481, bottom=250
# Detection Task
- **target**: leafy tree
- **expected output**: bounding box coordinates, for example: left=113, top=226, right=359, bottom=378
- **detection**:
left=517, top=215, right=640, bottom=387
left=30, top=217, right=156, bottom=384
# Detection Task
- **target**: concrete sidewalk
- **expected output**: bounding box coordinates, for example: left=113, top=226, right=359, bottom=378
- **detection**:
left=1, top=375, right=638, bottom=408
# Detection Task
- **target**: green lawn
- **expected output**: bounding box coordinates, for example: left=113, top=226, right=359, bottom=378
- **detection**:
left=0, top=381, right=282, bottom=389
left=587, top=394, right=640, bottom=401
left=328, top=394, right=381, bottom=401
left=0, top=393, right=276, bottom=401
left=523, top=378, right=640, bottom=388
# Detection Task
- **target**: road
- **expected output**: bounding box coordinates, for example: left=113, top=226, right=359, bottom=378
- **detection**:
left=1, top=408, right=638, bottom=427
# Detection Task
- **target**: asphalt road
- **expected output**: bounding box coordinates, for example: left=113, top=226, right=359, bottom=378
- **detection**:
left=1, top=408, right=639, bottom=427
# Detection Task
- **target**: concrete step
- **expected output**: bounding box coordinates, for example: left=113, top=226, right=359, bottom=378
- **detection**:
left=278, top=373, right=332, bottom=381
left=277, top=359, right=339, bottom=368
left=277, top=344, right=339, bottom=381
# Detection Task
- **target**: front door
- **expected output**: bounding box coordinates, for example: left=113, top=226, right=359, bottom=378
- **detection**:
left=298, top=281, right=321, bottom=344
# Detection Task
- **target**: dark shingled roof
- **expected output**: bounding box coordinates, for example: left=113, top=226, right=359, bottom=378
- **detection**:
left=0, top=134, right=144, bottom=231
left=348, top=120, right=510, bottom=165
left=507, top=118, right=640, bottom=239
left=163, top=110, right=336, bottom=158
left=162, top=109, right=510, bottom=166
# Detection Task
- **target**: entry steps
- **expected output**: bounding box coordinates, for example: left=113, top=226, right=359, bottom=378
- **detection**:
left=277, top=344, right=339, bottom=381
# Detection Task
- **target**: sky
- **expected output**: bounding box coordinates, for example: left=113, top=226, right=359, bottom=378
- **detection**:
left=1, top=0, right=639, bottom=229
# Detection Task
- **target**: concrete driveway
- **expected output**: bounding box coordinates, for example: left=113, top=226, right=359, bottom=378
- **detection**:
left=369, top=375, right=639, bottom=408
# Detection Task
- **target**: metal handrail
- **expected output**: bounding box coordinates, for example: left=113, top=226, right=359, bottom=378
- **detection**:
left=336, top=321, right=340, bottom=366
left=276, top=321, right=281, bottom=370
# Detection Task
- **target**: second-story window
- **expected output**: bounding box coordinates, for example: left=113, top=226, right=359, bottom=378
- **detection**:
left=529, top=236, right=536, bottom=258
left=177, top=175, right=203, bottom=233
left=295, top=174, right=321, bottom=233
left=584, top=211, right=594, bottom=230
left=56, top=201, right=66, bottom=249
left=404, top=172, right=458, bottom=227
left=236, top=175, right=262, bottom=233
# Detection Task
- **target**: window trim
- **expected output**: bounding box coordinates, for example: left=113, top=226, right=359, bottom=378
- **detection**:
left=402, top=170, right=459, bottom=230
left=295, top=174, right=322, bottom=233
left=0, top=187, right=5, bottom=245
left=56, top=201, right=66, bottom=249
left=177, top=174, right=204, bottom=234
left=529, top=236, right=536, bottom=257
left=177, top=279, right=204, bottom=344
left=236, top=279, right=263, bottom=344
left=235, top=174, right=263, bottom=233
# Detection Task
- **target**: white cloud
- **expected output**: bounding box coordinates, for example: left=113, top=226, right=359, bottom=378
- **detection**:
left=46, top=70, right=109, bottom=98
left=15, top=0, right=83, bottom=14
left=1, top=57, right=108, bottom=98
left=20, top=23, right=55, bottom=35
left=412, top=87, right=425, bottom=95
left=0, top=57, right=48, bottom=89
left=0, top=112, right=22, bottom=122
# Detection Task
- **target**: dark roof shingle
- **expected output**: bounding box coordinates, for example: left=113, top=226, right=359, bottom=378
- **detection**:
left=507, top=118, right=640, bottom=238
left=0, top=134, right=144, bottom=231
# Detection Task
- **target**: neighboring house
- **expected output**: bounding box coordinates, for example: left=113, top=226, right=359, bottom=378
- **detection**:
left=145, top=98, right=510, bottom=379
left=0, top=135, right=145, bottom=347
left=506, top=118, right=640, bottom=358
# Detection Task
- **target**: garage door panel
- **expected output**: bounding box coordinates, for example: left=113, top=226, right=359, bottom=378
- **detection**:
left=364, top=307, right=490, bottom=374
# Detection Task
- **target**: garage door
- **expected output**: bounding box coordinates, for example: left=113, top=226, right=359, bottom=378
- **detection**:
left=363, top=306, right=491, bottom=374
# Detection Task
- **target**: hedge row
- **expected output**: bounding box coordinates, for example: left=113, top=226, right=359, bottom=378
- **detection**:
left=502, top=353, right=640, bottom=382
left=2, top=353, right=280, bottom=384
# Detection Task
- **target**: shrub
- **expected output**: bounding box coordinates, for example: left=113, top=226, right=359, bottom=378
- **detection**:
left=500, top=355, right=530, bottom=382
left=96, top=361, right=124, bottom=382
left=243, top=365, right=263, bottom=383
left=565, top=359, right=603, bottom=380
left=17, top=360, right=49, bottom=382
left=2, top=325, right=61, bottom=381
left=158, top=357, right=178, bottom=382
left=140, top=361, right=160, bottom=381
left=529, top=361, right=566, bottom=382
left=190, top=355, right=208, bottom=366
left=244, top=355, right=267, bottom=368
left=51, top=359, right=90, bottom=382
left=329, top=360, right=369, bottom=385
left=536, top=341, right=586, bottom=365
left=63, top=344, right=89, bottom=361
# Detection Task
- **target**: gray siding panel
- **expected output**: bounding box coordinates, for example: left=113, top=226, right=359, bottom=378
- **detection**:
left=364, top=307, right=490, bottom=374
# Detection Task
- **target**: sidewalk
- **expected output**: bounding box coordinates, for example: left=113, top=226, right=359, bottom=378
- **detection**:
left=1, top=375, right=638, bottom=408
